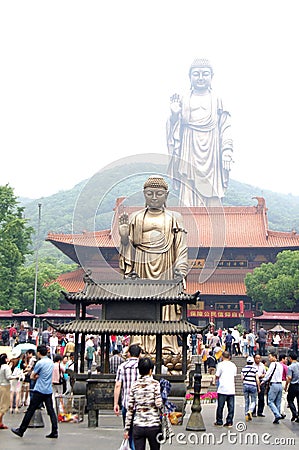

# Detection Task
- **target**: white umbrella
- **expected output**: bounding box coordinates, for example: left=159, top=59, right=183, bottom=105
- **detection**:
left=13, top=343, right=37, bottom=353
left=268, top=324, right=291, bottom=333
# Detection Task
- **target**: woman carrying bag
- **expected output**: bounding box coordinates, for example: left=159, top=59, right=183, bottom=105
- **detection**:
left=124, top=357, right=162, bottom=450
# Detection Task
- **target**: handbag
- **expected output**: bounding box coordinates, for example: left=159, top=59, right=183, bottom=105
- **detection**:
left=161, top=406, right=173, bottom=440
left=117, top=438, right=131, bottom=450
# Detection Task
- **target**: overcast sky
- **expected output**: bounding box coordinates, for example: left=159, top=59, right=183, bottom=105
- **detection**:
left=1, top=0, right=299, bottom=201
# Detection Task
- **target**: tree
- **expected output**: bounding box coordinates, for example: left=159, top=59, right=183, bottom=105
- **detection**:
left=245, top=250, right=299, bottom=311
left=12, top=260, right=77, bottom=313
left=0, top=185, right=33, bottom=308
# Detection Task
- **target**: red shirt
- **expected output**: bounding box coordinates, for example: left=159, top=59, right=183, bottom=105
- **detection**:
left=9, top=327, right=17, bottom=338
left=280, top=362, right=288, bottom=381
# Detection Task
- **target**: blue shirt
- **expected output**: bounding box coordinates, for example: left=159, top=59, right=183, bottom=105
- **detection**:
left=287, top=361, right=299, bottom=384
left=33, top=356, right=54, bottom=394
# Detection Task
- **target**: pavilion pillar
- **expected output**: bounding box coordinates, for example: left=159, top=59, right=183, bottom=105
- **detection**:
left=156, top=334, right=162, bottom=374
left=100, top=333, right=105, bottom=372
left=74, top=302, right=81, bottom=372
left=80, top=333, right=86, bottom=373
left=104, top=333, right=110, bottom=373
left=182, top=333, right=187, bottom=375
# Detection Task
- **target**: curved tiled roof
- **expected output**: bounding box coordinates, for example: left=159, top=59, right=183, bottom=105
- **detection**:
left=48, top=319, right=201, bottom=335
left=186, top=271, right=248, bottom=295
left=62, top=274, right=199, bottom=304
left=46, top=199, right=299, bottom=250
left=54, top=267, right=248, bottom=297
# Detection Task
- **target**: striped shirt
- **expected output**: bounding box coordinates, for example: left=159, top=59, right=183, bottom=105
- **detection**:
left=125, top=375, right=163, bottom=431
left=241, top=364, right=258, bottom=386
left=109, top=354, right=124, bottom=374
left=115, top=357, right=139, bottom=409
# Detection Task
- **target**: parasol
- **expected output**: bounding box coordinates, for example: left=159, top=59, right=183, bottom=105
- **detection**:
left=268, top=324, right=291, bottom=333
left=13, top=343, right=37, bottom=353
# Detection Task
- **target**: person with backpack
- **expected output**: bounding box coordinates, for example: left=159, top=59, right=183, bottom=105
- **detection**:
left=241, top=356, right=260, bottom=421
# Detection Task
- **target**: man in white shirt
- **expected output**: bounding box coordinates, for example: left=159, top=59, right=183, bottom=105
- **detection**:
left=261, top=352, right=283, bottom=424
left=214, top=351, right=237, bottom=427
left=232, top=327, right=241, bottom=356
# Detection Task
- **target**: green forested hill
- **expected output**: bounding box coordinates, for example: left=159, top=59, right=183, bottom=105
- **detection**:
left=20, top=163, right=299, bottom=264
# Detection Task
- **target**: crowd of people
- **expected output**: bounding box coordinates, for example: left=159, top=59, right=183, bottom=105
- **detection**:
left=1, top=321, right=299, bottom=447
left=214, top=350, right=299, bottom=428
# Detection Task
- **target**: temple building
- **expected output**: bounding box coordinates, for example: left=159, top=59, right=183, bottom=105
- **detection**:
left=47, top=196, right=299, bottom=331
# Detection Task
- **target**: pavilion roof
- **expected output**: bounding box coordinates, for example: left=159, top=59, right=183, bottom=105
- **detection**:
left=61, top=273, right=199, bottom=305
left=54, top=267, right=248, bottom=296
left=47, top=319, right=200, bottom=335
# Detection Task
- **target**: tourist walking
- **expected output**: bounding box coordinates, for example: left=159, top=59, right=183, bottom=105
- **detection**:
left=9, top=348, right=25, bottom=414
left=109, top=349, right=124, bottom=374
left=247, top=329, right=256, bottom=357
left=52, top=354, right=64, bottom=397
left=253, top=353, right=267, bottom=417
left=85, top=336, right=96, bottom=372
left=124, top=357, right=162, bottom=450
left=9, top=324, right=17, bottom=348
left=114, top=344, right=142, bottom=450
left=261, top=352, right=283, bottom=424
left=257, top=326, right=267, bottom=356
left=0, top=353, right=13, bottom=429
left=284, top=352, right=299, bottom=422
left=241, top=356, right=260, bottom=421
left=279, top=354, right=288, bottom=419
left=240, top=331, right=249, bottom=357
left=224, top=330, right=234, bottom=354
left=232, top=327, right=241, bottom=356
left=214, top=351, right=237, bottom=427
left=11, top=345, right=58, bottom=439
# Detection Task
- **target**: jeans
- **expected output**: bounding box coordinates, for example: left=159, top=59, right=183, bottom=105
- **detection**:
left=18, top=390, right=58, bottom=436
left=87, top=358, right=93, bottom=371
left=225, top=343, right=232, bottom=354
left=133, top=425, right=161, bottom=450
left=122, top=406, right=135, bottom=450
left=287, top=383, right=299, bottom=419
left=216, top=393, right=235, bottom=425
left=267, top=383, right=282, bottom=419
left=243, top=384, right=257, bottom=414
left=248, top=346, right=254, bottom=356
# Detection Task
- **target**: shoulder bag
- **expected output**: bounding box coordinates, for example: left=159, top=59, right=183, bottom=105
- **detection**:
left=264, top=363, right=277, bottom=395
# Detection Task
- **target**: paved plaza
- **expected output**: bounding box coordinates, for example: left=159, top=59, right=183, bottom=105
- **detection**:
left=1, top=397, right=299, bottom=450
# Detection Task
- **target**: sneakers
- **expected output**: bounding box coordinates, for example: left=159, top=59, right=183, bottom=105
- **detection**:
left=223, top=423, right=233, bottom=428
left=214, top=422, right=223, bottom=427
left=246, top=411, right=252, bottom=421
left=11, top=428, right=23, bottom=437
left=273, top=418, right=280, bottom=424
left=280, top=414, right=286, bottom=419
left=258, top=414, right=266, bottom=417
